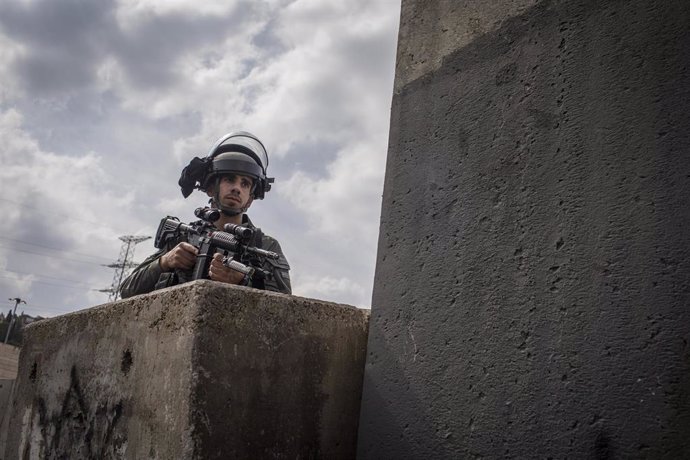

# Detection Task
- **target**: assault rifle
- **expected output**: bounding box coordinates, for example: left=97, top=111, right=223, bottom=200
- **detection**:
left=154, top=207, right=279, bottom=285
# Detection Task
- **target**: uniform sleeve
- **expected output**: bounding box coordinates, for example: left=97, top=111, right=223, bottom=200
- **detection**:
left=119, top=249, right=166, bottom=299
left=261, top=237, right=292, bottom=295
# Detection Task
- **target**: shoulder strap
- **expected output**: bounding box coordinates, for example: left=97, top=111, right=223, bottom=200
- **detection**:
left=252, top=227, right=264, bottom=249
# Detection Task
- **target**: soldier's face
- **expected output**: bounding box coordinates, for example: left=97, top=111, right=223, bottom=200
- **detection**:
left=210, top=173, right=254, bottom=210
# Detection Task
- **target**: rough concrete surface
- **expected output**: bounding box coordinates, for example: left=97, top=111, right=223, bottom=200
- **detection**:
left=359, top=0, right=690, bottom=458
left=3, top=281, right=369, bottom=459
left=394, top=0, right=539, bottom=92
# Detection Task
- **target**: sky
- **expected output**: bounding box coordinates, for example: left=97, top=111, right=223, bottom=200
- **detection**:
left=0, top=0, right=401, bottom=318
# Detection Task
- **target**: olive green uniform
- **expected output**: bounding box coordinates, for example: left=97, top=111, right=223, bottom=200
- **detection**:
left=119, top=215, right=291, bottom=298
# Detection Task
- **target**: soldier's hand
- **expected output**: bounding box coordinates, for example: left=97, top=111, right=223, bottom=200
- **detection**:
left=208, top=253, right=246, bottom=285
left=159, top=242, right=198, bottom=271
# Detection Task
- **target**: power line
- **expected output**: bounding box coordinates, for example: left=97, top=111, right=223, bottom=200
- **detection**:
left=13, top=303, right=82, bottom=315
left=0, top=243, right=114, bottom=267
left=0, top=236, right=112, bottom=263
left=0, top=197, right=130, bottom=233
left=0, top=274, right=99, bottom=291
left=0, top=294, right=100, bottom=316
left=0, top=268, right=99, bottom=288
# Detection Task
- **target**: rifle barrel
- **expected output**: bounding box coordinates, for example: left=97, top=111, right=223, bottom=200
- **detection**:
left=247, top=247, right=280, bottom=260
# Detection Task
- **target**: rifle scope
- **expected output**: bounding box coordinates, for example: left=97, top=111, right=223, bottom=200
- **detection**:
left=223, top=223, right=254, bottom=239
left=195, top=207, right=220, bottom=222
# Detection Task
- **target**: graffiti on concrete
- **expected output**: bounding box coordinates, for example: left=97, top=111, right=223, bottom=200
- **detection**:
left=30, top=366, right=126, bottom=459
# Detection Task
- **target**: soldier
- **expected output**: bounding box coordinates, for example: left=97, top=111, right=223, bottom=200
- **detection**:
left=120, top=131, right=291, bottom=298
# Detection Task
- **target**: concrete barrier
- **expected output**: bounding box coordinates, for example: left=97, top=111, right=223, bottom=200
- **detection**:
left=3, top=281, right=369, bottom=459
left=359, top=0, right=690, bottom=458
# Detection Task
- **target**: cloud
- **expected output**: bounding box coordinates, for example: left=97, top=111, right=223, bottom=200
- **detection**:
left=0, top=31, right=26, bottom=103
left=280, top=141, right=385, bottom=240
left=0, top=0, right=400, bottom=314
left=295, top=274, right=365, bottom=305
left=116, top=0, right=239, bottom=19
left=0, top=0, right=118, bottom=95
left=0, top=108, right=149, bottom=315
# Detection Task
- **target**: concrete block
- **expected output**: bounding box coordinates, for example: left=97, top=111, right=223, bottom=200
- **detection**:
left=394, top=0, right=539, bottom=91
left=3, top=281, right=369, bottom=459
left=359, top=0, right=690, bottom=458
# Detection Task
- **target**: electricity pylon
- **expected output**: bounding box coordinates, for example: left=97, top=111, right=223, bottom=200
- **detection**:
left=100, top=235, right=151, bottom=301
